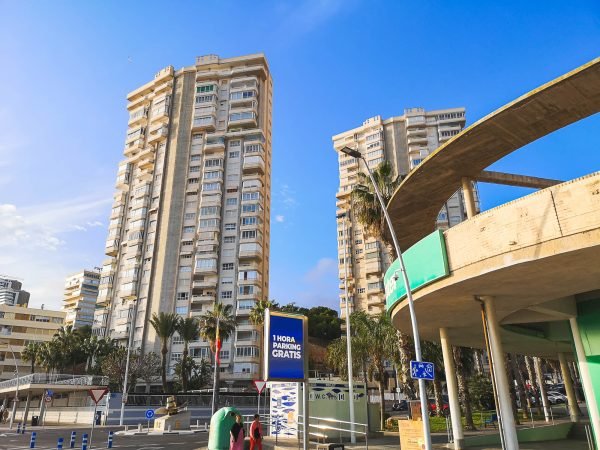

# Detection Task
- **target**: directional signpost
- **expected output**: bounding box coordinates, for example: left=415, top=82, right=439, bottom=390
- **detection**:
left=410, top=361, right=435, bottom=381
left=88, top=388, right=109, bottom=449
left=253, top=380, right=267, bottom=415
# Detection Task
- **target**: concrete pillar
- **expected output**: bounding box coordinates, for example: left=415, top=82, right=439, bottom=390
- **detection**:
left=2, top=396, right=7, bottom=410
left=22, top=391, right=31, bottom=425
left=570, top=317, right=600, bottom=447
left=440, top=328, right=465, bottom=449
left=38, top=394, right=46, bottom=426
left=558, top=352, right=581, bottom=422
left=533, top=357, right=550, bottom=422
left=461, top=177, right=477, bottom=219
left=482, top=296, right=519, bottom=450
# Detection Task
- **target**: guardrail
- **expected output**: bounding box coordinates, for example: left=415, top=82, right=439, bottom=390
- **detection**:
left=0, top=374, right=108, bottom=391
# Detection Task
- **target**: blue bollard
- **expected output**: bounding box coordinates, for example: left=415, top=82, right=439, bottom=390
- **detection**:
left=69, top=431, right=76, bottom=448
left=57, top=437, right=64, bottom=449
left=107, top=431, right=114, bottom=448
left=29, top=431, right=36, bottom=448
left=81, top=433, right=88, bottom=450
left=17, top=422, right=21, bottom=433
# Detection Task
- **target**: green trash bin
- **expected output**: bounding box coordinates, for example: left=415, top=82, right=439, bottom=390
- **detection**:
left=208, top=407, right=243, bottom=450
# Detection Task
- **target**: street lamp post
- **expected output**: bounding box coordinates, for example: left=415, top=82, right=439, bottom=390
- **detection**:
left=337, top=212, right=356, bottom=443
left=341, top=146, right=432, bottom=450
left=0, top=342, right=19, bottom=429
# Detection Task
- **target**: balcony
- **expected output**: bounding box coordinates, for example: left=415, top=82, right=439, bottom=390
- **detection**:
left=96, top=290, right=112, bottom=307
left=124, top=138, right=145, bottom=157
left=204, top=137, right=225, bottom=153
left=119, top=284, right=137, bottom=299
left=239, top=244, right=263, bottom=261
left=200, top=193, right=222, bottom=207
left=147, top=124, right=168, bottom=144
left=154, top=79, right=173, bottom=96
left=151, top=104, right=170, bottom=123
left=194, top=264, right=217, bottom=275
left=365, top=259, right=382, bottom=275
left=242, top=155, right=265, bottom=174
left=105, top=239, right=120, bottom=256
left=115, top=172, right=131, bottom=190
left=128, top=108, right=148, bottom=126
left=191, top=294, right=216, bottom=304
left=221, top=372, right=259, bottom=380
left=230, top=76, right=258, bottom=91
left=406, top=127, right=427, bottom=138
left=407, top=136, right=428, bottom=145
left=192, top=116, right=216, bottom=132
left=228, top=112, right=257, bottom=130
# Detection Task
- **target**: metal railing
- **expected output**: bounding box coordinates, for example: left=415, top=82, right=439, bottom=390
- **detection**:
left=0, top=374, right=108, bottom=390
left=298, top=415, right=369, bottom=448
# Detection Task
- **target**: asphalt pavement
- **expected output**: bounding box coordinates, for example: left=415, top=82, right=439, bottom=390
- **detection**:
left=0, top=426, right=209, bottom=450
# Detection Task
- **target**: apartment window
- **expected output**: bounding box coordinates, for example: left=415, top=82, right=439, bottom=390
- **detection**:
left=191, top=155, right=201, bottom=162
left=196, top=84, right=214, bottom=93
left=183, top=226, right=195, bottom=233
left=170, top=353, right=182, bottom=362
left=229, top=111, right=255, bottom=122
left=367, top=149, right=384, bottom=159
left=242, top=192, right=259, bottom=201
left=219, top=350, right=230, bottom=360
left=195, top=95, right=215, bottom=104
left=355, top=239, right=362, bottom=245
left=181, top=254, right=192, bottom=260
left=196, top=259, right=217, bottom=269
left=229, top=151, right=240, bottom=158
left=182, top=240, right=193, bottom=247
left=189, top=166, right=201, bottom=173
left=128, top=231, right=144, bottom=241
left=179, top=266, right=192, bottom=273
left=236, top=346, right=259, bottom=357
left=242, top=204, right=257, bottom=213
left=366, top=131, right=382, bottom=142
left=221, top=291, right=233, bottom=299
left=204, top=171, right=221, bottom=180
left=221, top=277, right=233, bottom=285
left=188, top=178, right=199, bottom=184
left=365, top=242, right=378, bottom=250
left=368, top=281, right=383, bottom=291
left=241, top=217, right=257, bottom=226
left=222, top=263, right=234, bottom=271
left=411, top=158, right=423, bottom=167
left=226, top=198, right=238, bottom=206
left=357, top=288, right=365, bottom=294
left=229, top=140, right=241, bottom=147
left=224, top=236, right=235, bottom=243
left=176, top=306, right=188, bottom=315
left=226, top=187, right=238, bottom=193
left=241, top=230, right=256, bottom=240
left=239, top=285, right=255, bottom=295
left=200, top=206, right=219, bottom=216
left=368, top=157, right=384, bottom=167
left=225, top=209, right=236, bottom=217
left=199, top=219, right=218, bottom=228
left=355, top=249, right=363, bottom=255
left=230, top=91, right=255, bottom=100
left=203, top=182, right=220, bottom=191
left=225, top=223, right=236, bottom=231
left=205, top=159, right=223, bottom=168
left=176, top=292, right=189, bottom=301
left=184, top=213, right=195, bottom=220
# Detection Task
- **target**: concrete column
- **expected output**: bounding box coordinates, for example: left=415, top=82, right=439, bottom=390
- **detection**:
left=482, top=296, right=519, bottom=450
left=22, top=391, right=31, bottom=425
left=2, top=396, right=7, bottom=410
left=533, top=357, right=550, bottom=422
left=570, top=318, right=600, bottom=447
left=461, top=177, right=477, bottom=219
left=38, top=394, right=46, bottom=426
left=440, top=328, right=465, bottom=449
left=558, top=352, right=581, bottom=422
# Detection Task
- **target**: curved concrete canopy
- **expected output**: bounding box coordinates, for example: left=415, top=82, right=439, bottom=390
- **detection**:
left=389, top=171, right=600, bottom=357
left=387, top=57, right=600, bottom=251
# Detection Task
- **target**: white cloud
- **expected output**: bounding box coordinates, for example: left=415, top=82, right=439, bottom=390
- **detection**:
left=278, top=184, right=297, bottom=208
left=275, top=215, right=285, bottom=223
left=290, top=257, right=339, bottom=310
left=86, top=221, right=104, bottom=228
left=277, top=0, right=356, bottom=37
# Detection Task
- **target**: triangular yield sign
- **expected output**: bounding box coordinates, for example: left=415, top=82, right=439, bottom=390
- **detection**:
left=89, top=388, right=109, bottom=404
left=253, top=380, right=267, bottom=394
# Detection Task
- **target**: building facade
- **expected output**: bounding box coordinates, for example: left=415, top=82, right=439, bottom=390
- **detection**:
left=62, top=269, right=100, bottom=329
left=0, top=276, right=30, bottom=307
left=333, top=108, right=476, bottom=317
left=0, top=304, right=65, bottom=379
left=93, top=53, right=272, bottom=387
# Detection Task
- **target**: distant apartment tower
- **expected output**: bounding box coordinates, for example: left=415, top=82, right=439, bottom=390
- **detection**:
left=333, top=108, right=476, bottom=316
left=93, top=54, right=272, bottom=388
left=62, top=269, right=100, bottom=329
left=0, top=276, right=30, bottom=306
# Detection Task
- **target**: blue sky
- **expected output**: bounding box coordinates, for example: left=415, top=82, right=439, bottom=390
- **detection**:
left=0, top=0, right=598, bottom=311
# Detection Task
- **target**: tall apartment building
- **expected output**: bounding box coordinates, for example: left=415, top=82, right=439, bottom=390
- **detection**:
left=62, top=269, right=100, bottom=329
left=333, top=108, right=476, bottom=317
left=93, top=53, right=272, bottom=388
left=0, top=304, right=65, bottom=379
left=0, top=276, right=30, bottom=307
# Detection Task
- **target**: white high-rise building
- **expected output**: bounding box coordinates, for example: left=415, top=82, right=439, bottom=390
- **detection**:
left=0, top=275, right=30, bottom=307
left=333, top=108, right=477, bottom=317
left=62, top=269, right=100, bottom=329
left=93, top=53, right=272, bottom=388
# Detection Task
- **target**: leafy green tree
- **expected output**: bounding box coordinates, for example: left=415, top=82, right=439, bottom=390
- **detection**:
left=468, top=374, right=495, bottom=410
left=422, top=340, right=445, bottom=417
left=176, top=317, right=200, bottom=392
left=149, top=312, right=179, bottom=392
left=21, top=342, right=41, bottom=374
left=174, top=357, right=212, bottom=391
left=101, top=347, right=160, bottom=393
left=307, top=306, right=342, bottom=341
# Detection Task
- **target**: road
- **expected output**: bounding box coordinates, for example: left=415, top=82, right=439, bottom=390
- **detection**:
left=0, top=426, right=209, bottom=450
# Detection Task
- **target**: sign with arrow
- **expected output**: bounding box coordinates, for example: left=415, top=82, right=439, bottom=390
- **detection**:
left=88, top=388, right=109, bottom=405
left=253, top=380, right=267, bottom=394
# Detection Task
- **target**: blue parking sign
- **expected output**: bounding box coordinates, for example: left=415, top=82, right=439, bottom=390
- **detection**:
left=145, top=409, right=155, bottom=419
left=410, top=360, right=435, bottom=380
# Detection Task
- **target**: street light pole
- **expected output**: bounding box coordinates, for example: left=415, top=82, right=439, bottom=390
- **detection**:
left=337, top=213, right=356, bottom=443
left=0, top=342, right=20, bottom=429
left=341, top=147, right=432, bottom=450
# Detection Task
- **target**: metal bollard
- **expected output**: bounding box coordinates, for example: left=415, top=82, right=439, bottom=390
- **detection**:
left=137, top=423, right=142, bottom=432
left=29, top=431, right=36, bottom=448
left=167, top=424, right=172, bottom=432
left=17, top=422, right=21, bottom=434
left=204, top=422, right=208, bottom=431
left=69, top=431, right=76, bottom=448
left=81, top=433, right=88, bottom=450
left=57, top=437, right=64, bottom=449
left=22, top=423, right=27, bottom=434
left=107, top=431, right=114, bottom=449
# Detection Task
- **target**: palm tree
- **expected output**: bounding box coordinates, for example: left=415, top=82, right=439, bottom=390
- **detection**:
left=150, top=312, right=179, bottom=392
left=200, top=302, right=236, bottom=411
left=54, top=325, right=86, bottom=373
left=453, top=346, right=476, bottom=430
left=176, top=317, right=200, bottom=392
left=21, top=342, right=41, bottom=374
left=422, top=341, right=445, bottom=417
left=249, top=298, right=277, bottom=326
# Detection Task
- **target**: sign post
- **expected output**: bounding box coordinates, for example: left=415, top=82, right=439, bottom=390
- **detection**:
left=145, top=409, right=155, bottom=431
left=253, top=380, right=267, bottom=415
left=410, top=361, right=435, bottom=381
left=88, top=388, right=108, bottom=449
left=263, top=309, right=308, bottom=450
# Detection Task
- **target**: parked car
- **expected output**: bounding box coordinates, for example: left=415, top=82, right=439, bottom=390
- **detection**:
left=428, top=396, right=450, bottom=416
left=547, top=391, right=567, bottom=404
left=392, top=400, right=408, bottom=411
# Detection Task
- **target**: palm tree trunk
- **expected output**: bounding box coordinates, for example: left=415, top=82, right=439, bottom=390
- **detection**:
left=182, top=343, right=189, bottom=392
left=161, top=342, right=168, bottom=392
left=453, top=347, right=475, bottom=430
left=396, top=331, right=416, bottom=399
left=505, top=354, right=520, bottom=425
left=509, top=354, right=530, bottom=420
left=433, top=378, right=444, bottom=417
left=377, top=370, right=386, bottom=430
left=525, top=356, right=542, bottom=416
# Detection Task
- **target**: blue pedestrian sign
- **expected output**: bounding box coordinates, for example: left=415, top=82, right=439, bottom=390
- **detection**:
left=410, top=360, right=435, bottom=380
left=145, top=409, right=155, bottom=420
